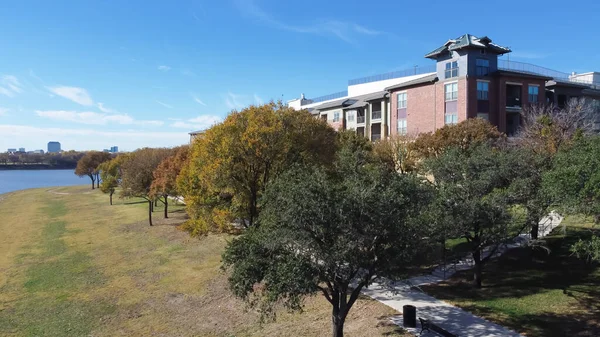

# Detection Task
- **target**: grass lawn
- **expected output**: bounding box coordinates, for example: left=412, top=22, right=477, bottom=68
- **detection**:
left=422, top=215, right=600, bottom=337
left=0, top=186, right=407, bottom=337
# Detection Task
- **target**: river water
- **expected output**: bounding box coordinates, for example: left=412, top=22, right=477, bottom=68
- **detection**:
left=0, top=169, right=86, bottom=195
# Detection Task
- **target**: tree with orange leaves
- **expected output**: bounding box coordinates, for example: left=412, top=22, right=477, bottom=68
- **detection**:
left=150, top=146, right=189, bottom=219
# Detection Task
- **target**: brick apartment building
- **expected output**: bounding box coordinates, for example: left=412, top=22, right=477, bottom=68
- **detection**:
left=287, top=34, right=600, bottom=139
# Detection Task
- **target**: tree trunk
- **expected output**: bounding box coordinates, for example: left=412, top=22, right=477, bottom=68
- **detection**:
left=530, top=223, right=539, bottom=240
left=148, top=200, right=153, bottom=226
left=109, top=192, right=113, bottom=205
left=164, top=195, right=168, bottom=219
left=89, top=174, right=95, bottom=189
left=473, top=249, right=482, bottom=288
left=331, top=309, right=346, bottom=337
left=96, top=173, right=100, bottom=188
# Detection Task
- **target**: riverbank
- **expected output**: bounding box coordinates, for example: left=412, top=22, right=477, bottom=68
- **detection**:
left=0, top=164, right=76, bottom=170
left=0, top=186, right=407, bottom=337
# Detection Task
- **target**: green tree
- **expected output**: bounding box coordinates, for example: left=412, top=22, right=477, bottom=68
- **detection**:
left=98, top=156, right=124, bottom=205
left=150, top=146, right=189, bottom=219
left=179, top=102, right=337, bottom=234
left=120, top=148, right=174, bottom=226
left=74, top=151, right=112, bottom=189
left=426, top=144, right=524, bottom=288
left=222, top=138, right=431, bottom=337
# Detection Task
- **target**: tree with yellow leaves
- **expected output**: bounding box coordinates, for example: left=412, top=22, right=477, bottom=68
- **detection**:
left=178, top=102, right=337, bottom=235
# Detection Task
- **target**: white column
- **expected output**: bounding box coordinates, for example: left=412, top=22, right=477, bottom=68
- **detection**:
left=381, top=100, right=386, bottom=139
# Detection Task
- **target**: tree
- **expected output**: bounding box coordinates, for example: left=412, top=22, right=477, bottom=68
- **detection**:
left=411, top=118, right=504, bottom=159
left=543, top=135, right=600, bottom=221
left=120, top=148, right=174, bottom=226
left=372, top=134, right=419, bottom=174
left=222, top=137, right=432, bottom=337
left=74, top=151, right=112, bottom=189
left=426, top=143, right=525, bottom=288
left=98, top=156, right=124, bottom=205
left=150, top=146, right=189, bottom=219
left=179, top=102, right=337, bottom=235
left=519, top=98, right=597, bottom=155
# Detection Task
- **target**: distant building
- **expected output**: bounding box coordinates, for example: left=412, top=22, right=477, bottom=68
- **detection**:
left=18, top=147, right=25, bottom=153
left=28, top=149, right=44, bottom=154
left=110, top=146, right=118, bottom=153
left=47, top=141, right=61, bottom=153
left=189, top=130, right=205, bottom=143
left=7, top=148, right=16, bottom=154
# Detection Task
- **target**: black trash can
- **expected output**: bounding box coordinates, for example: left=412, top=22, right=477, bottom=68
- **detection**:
left=403, top=304, right=416, bottom=328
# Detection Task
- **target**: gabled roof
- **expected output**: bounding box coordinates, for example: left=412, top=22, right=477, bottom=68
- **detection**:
left=425, top=34, right=511, bottom=59
left=312, top=97, right=351, bottom=110
left=312, top=91, right=389, bottom=111
left=385, top=74, right=438, bottom=91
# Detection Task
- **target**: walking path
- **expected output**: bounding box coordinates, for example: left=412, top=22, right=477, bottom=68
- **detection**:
left=364, top=212, right=564, bottom=337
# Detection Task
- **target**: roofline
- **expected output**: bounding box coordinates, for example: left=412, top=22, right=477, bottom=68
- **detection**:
left=493, top=70, right=553, bottom=81
left=384, top=75, right=438, bottom=91
left=546, top=80, right=592, bottom=89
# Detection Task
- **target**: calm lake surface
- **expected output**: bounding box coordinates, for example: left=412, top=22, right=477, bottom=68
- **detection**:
left=0, top=169, right=86, bottom=195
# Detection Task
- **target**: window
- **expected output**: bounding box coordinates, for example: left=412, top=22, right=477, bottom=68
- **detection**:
left=445, top=61, right=459, bottom=79
left=477, top=81, right=489, bottom=100
left=321, top=114, right=327, bottom=121
left=445, top=82, right=458, bottom=101
left=397, top=92, right=407, bottom=109
left=347, top=111, right=354, bottom=122
left=333, top=111, right=340, bottom=122
left=477, top=113, right=489, bottom=121
left=397, top=118, right=407, bottom=135
left=528, top=85, right=539, bottom=103
left=476, top=58, right=490, bottom=76
left=445, top=114, right=458, bottom=125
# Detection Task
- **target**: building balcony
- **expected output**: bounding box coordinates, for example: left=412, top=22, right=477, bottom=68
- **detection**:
left=506, top=96, right=522, bottom=110
left=371, top=111, right=382, bottom=120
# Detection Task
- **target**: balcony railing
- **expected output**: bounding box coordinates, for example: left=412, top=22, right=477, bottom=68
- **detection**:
left=301, top=90, right=348, bottom=106
left=357, top=116, right=365, bottom=124
left=348, top=65, right=436, bottom=86
left=372, top=111, right=382, bottom=120
left=498, top=60, right=600, bottom=89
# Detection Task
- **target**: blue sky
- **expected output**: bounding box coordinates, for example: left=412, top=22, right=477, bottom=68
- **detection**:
left=1, top=0, right=599, bottom=151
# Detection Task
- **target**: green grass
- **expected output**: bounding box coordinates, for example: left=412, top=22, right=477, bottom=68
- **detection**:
left=423, top=215, right=600, bottom=337
left=0, top=186, right=406, bottom=337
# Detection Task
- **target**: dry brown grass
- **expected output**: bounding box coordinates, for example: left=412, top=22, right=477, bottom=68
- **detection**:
left=0, top=186, right=409, bottom=337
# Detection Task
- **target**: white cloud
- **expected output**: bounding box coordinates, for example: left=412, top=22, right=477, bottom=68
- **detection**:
left=191, top=93, right=207, bottom=106
left=169, top=114, right=222, bottom=130
left=158, top=65, right=171, bottom=72
left=0, top=107, right=8, bottom=116
left=181, top=69, right=196, bottom=77
left=0, top=75, right=24, bottom=97
left=225, top=92, right=246, bottom=110
left=48, top=86, right=94, bottom=106
left=35, top=110, right=163, bottom=126
left=254, top=94, right=263, bottom=105
left=0, top=124, right=188, bottom=151
left=96, top=102, right=114, bottom=113
left=234, top=0, right=384, bottom=44
left=156, top=100, right=173, bottom=109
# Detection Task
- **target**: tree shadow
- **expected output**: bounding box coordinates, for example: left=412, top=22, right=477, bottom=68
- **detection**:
left=421, top=226, right=600, bottom=336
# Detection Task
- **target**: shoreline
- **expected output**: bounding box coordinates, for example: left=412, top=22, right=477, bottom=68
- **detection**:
left=0, top=165, right=76, bottom=171
left=0, top=184, right=89, bottom=197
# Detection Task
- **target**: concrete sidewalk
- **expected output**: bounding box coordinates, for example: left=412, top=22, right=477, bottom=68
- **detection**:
left=364, top=212, right=564, bottom=337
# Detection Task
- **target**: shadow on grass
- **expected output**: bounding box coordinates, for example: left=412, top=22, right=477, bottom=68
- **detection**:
left=422, top=225, right=600, bottom=337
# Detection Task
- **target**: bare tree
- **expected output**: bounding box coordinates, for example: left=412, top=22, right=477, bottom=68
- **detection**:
left=519, top=97, right=597, bottom=154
